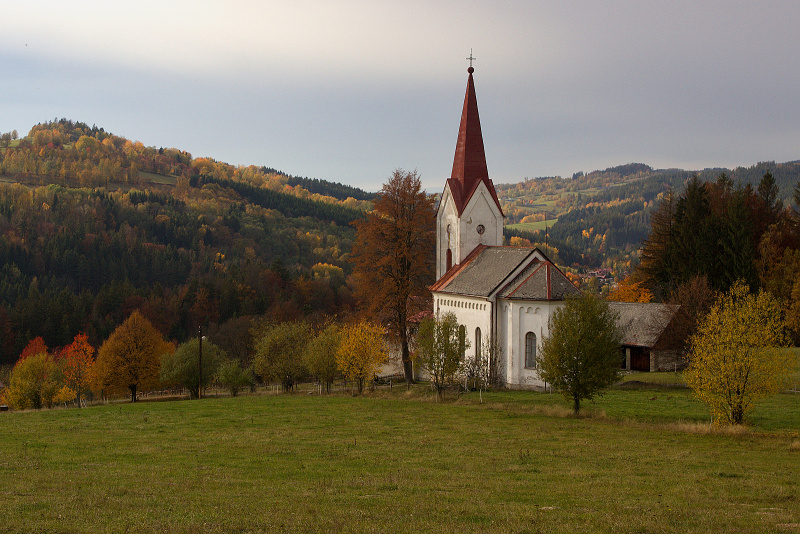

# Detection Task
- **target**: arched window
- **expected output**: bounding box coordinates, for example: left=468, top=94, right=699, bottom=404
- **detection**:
left=475, top=327, right=482, bottom=361
left=458, top=325, right=466, bottom=358
left=525, top=332, right=537, bottom=368
left=446, top=249, right=453, bottom=272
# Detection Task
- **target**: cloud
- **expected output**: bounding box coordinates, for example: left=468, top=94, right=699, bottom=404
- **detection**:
left=3, top=1, right=800, bottom=190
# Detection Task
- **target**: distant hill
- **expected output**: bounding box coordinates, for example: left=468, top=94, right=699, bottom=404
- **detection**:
left=2, top=118, right=799, bottom=363
left=0, top=119, right=372, bottom=364
left=496, top=161, right=800, bottom=271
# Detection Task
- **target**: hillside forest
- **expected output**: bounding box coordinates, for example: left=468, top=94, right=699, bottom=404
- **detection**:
left=2, top=119, right=800, bottom=370
left=0, top=120, right=375, bottom=366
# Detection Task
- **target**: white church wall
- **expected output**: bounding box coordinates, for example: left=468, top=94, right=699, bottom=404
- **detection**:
left=499, top=299, right=565, bottom=390
left=433, top=294, right=492, bottom=362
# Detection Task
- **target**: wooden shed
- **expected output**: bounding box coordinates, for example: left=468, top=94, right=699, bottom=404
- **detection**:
left=610, top=302, right=682, bottom=372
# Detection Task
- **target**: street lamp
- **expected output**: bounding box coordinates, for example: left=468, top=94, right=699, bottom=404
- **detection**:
left=198, top=325, right=203, bottom=400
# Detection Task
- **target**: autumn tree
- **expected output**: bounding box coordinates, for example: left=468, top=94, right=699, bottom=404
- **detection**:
left=685, top=281, right=794, bottom=425
left=253, top=321, right=310, bottom=392
left=5, top=352, right=60, bottom=409
left=607, top=275, right=653, bottom=303
left=537, top=293, right=622, bottom=414
left=303, top=323, right=341, bottom=393
left=416, top=312, right=469, bottom=400
left=335, top=321, right=386, bottom=395
left=93, top=311, right=173, bottom=402
left=18, top=337, right=49, bottom=362
left=160, top=337, right=227, bottom=398
left=351, top=169, right=436, bottom=383
left=61, top=333, right=95, bottom=407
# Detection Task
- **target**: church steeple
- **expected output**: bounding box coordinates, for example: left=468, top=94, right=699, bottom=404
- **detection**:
left=436, top=62, right=505, bottom=280
left=447, top=66, right=503, bottom=217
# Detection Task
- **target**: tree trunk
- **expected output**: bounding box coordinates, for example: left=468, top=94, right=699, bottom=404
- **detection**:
left=573, top=394, right=580, bottom=415
left=129, top=384, right=137, bottom=403
left=400, top=325, right=415, bottom=384
left=731, top=403, right=744, bottom=425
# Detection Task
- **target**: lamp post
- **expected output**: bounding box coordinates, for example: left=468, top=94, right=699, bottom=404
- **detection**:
left=198, top=325, right=203, bottom=400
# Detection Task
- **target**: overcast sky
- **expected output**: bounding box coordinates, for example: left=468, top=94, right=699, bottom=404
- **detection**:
left=2, top=1, right=799, bottom=192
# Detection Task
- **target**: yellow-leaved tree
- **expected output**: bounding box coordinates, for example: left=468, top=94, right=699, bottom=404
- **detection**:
left=335, top=321, right=386, bottom=394
left=607, top=275, right=653, bottom=303
left=92, top=311, right=173, bottom=402
left=4, top=352, right=60, bottom=409
left=685, top=281, right=794, bottom=425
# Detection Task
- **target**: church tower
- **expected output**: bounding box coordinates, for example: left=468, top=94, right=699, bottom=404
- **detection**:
left=436, top=65, right=504, bottom=280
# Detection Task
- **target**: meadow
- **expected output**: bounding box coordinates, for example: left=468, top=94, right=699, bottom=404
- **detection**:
left=2, top=382, right=799, bottom=533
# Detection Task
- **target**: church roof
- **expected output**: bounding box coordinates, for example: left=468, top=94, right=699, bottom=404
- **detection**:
left=609, top=302, right=678, bottom=348
left=499, top=260, right=581, bottom=300
left=431, top=245, right=578, bottom=301
left=431, top=245, right=533, bottom=297
left=446, top=67, right=503, bottom=217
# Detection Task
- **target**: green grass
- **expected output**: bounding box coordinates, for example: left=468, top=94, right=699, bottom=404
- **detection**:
left=140, top=171, right=177, bottom=185
left=507, top=219, right=558, bottom=233
left=620, top=371, right=687, bottom=386
left=2, top=388, right=799, bottom=533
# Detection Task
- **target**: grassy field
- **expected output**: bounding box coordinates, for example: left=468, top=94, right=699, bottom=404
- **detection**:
left=2, top=385, right=799, bottom=533
left=140, top=171, right=177, bottom=185
left=506, top=219, right=558, bottom=233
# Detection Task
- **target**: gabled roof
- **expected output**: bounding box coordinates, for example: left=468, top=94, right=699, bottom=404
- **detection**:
left=499, top=260, right=581, bottom=301
left=431, top=245, right=579, bottom=302
left=431, top=245, right=533, bottom=297
left=609, top=302, right=678, bottom=348
left=446, top=67, right=503, bottom=217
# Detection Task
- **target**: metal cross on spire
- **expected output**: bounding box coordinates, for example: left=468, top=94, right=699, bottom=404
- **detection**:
left=466, top=49, right=476, bottom=69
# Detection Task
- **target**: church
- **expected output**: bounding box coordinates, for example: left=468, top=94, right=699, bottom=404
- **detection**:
left=429, top=65, right=581, bottom=389
left=428, top=66, right=681, bottom=388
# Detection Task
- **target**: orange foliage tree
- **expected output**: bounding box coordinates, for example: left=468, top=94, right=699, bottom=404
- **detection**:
left=607, top=275, right=653, bottom=303
left=18, top=336, right=48, bottom=362
left=93, top=311, right=173, bottom=402
left=61, top=333, right=95, bottom=406
left=351, top=169, right=436, bottom=383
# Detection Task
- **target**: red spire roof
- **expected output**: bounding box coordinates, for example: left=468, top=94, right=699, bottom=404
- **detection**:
left=448, top=67, right=503, bottom=216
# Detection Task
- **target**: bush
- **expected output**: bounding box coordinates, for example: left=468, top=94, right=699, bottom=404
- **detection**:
left=160, top=337, right=227, bottom=399
left=537, top=293, right=622, bottom=414
left=6, top=353, right=61, bottom=409
left=304, top=323, right=341, bottom=393
left=253, top=322, right=311, bottom=391
left=215, top=360, right=253, bottom=397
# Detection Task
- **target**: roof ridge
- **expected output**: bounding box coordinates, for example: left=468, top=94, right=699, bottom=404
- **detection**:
left=487, top=248, right=535, bottom=297
left=503, top=259, right=545, bottom=298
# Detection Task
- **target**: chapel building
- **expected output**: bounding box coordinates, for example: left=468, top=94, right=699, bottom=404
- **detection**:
left=430, top=66, right=581, bottom=389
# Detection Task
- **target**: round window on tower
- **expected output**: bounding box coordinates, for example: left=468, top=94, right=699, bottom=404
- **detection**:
left=476, top=224, right=485, bottom=235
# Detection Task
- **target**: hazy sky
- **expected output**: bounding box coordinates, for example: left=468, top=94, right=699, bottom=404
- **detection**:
left=3, top=1, right=799, bottom=191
